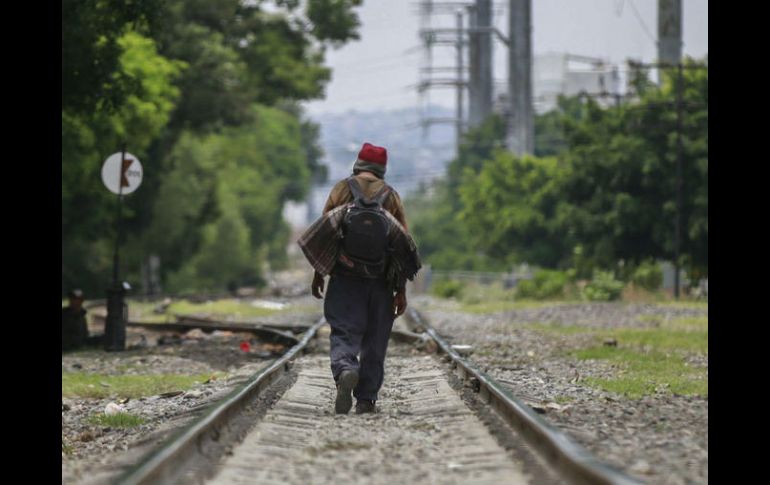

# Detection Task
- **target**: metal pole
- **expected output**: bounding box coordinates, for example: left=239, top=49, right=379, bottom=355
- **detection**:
left=112, top=144, right=125, bottom=285
left=468, top=0, right=493, bottom=129
left=658, top=0, right=682, bottom=66
left=468, top=4, right=480, bottom=127
left=478, top=0, right=493, bottom=125
left=456, top=9, right=464, bottom=155
left=105, top=143, right=128, bottom=351
left=507, top=0, right=533, bottom=155
left=674, top=64, right=683, bottom=299
left=420, top=0, right=434, bottom=140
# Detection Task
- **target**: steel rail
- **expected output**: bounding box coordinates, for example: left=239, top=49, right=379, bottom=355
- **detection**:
left=114, top=317, right=327, bottom=485
left=174, top=313, right=311, bottom=335
left=406, top=307, right=643, bottom=485
left=91, top=314, right=304, bottom=346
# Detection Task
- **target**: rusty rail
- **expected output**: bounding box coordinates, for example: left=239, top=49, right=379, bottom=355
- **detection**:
left=406, top=307, right=642, bottom=485
left=114, top=317, right=326, bottom=485
left=90, top=313, right=302, bottom=346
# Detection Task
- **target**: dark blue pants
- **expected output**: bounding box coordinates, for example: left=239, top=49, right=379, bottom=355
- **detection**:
left=324, top=274, right=395, bottom=402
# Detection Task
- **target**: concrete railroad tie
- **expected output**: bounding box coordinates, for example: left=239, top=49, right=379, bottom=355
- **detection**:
left=208, top=355, right=530, bottom=485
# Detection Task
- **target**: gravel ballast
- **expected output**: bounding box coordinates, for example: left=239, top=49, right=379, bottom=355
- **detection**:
left=62, top=294, right=324, bottom=485
left=414, top=296, right=708, bottom=485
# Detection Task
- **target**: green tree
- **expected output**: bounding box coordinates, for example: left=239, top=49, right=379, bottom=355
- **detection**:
left=63, top=0, right=363, bottom=295
left=560, top=59, right=708, bottom=275
left=62, top=31, right=185, bottom=294
left=458, top=153, right=572, bottom=267
left=62, top=0, right=163, bottom=114
left=406, top=116, right=508, bottom=271
left=407, top=58, right=707, bottom=278
left=140, top=105, right=312, bottom=291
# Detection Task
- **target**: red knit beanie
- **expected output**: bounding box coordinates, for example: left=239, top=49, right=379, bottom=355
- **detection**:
left=353, top=142, right=388, bottom=178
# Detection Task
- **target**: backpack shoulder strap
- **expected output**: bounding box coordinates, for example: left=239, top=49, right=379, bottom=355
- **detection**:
left=346, top=176, right=366, bottom=202
left=373, top=184, right=392, bottom=207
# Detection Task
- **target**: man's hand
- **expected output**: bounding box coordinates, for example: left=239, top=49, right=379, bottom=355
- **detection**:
left=393, top=289, right=407, bottom=318
left=311, top=272, right=325, bottom=299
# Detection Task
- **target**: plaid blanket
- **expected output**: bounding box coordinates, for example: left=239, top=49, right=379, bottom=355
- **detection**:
left=297, top=204, right=421, bottom=287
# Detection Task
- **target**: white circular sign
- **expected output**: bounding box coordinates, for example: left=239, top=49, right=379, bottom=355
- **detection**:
left=101, top=152, right=143, bottom=195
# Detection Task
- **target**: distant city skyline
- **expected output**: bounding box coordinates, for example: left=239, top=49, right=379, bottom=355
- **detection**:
left=303, top=0, right=708, bottom=116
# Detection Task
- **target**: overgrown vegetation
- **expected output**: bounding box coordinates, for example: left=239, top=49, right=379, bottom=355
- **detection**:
left=427, top=263, right=699, bottom=306
left=581, top=270, right=625, bottom=301
left=578, top=348, right=707, bottom=398
left=62, top=1, right=363, bottom=296
left=62, top=373, right=214, bottom=399
left=431, top=280, right=464, bottom=299
left=89, top=412, right=146, bottom=428
left=526, top=315, right=708, bottom=398
left=427, top=279, right=570, bottom=312
left=517, top=270, right=568, bottom=300
left=167, top=299, right=286, bottom=318
left=406, top=59, right=707, bottom=286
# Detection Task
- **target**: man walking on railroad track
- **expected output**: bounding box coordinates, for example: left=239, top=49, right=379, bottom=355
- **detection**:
left=298, top=142, right=420, bottom=415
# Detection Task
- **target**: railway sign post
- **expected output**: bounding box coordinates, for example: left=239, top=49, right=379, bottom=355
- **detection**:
left=101, top=145, right=143, bottom=351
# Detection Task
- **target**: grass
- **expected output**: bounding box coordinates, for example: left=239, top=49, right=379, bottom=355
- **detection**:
left=126, top=300, right=166, bottom=317
left=429, top=279, right=588, bottom=314
left=88, top=298, right=319, bottom=324
left=429, top=281, right=708, bottom=399
left=606, top=327, right=706, bottom=354
left=166, top=299, right=316, bottom=318
left=576, top=346, right=707, bottom=398
left=62, top=373, right=215, bottom=399
left=88, top=412, right=146, bottom=428
left=524, top=315, right=708, bottom=399
left=661, top=316, right=708, bottom=332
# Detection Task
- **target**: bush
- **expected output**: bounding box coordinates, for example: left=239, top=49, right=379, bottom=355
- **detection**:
left=582, top=270, right=624, bottom=301
left=460, top=282, right=516, bottom=304
left=432, top=279, right=464, bottom=299
left=631, top=260, right=663, bottom=291
left=516, top=270, right=568, bottom=300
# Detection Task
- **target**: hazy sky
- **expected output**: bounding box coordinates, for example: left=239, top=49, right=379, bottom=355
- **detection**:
left=304, top=0, right=708, bottom=115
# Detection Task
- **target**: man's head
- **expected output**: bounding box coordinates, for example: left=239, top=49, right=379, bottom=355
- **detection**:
left=68, top=289, right=84, bottom=310
left=352, top=142, right=387, bottom=179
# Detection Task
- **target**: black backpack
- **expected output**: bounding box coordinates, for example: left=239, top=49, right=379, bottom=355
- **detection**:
left=339, top=177, right=392, bottom=277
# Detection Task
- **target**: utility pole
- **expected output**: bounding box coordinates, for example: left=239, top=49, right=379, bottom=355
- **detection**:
left=417, top=1, right=508, bottom=154
left=674, top=62, right=684, bottom=299
left=658, top=0, right=682, bottom=66
left=507, top=0, right=533, bottom=156
left=659, top=3, right=683, bottom=298
left=456, top=9, right=465, bottom=153
left=417, top=1, right=469, bottom=158
left=468, top=0, right=493, bottom=128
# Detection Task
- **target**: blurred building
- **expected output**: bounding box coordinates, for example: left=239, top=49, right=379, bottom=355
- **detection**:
left=534, top=53, right=621, bottom=113
left=494, top=52, right=622, bottom=115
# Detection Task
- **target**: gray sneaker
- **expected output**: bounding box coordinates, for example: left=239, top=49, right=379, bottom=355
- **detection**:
left=355, top=399, right=376, bottom=414
left=335, top=370, right=359, bottom=414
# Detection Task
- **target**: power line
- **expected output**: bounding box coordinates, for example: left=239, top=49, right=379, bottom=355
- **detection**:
left=627, top=0, right=657, bottom=46
left=325, top=85, right=415, bottom=105
left=330, top=46, right=422, bottom=70
left=334, top=58, right=422, bottom=78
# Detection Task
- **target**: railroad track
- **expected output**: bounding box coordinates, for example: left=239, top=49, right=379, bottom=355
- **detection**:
left=90, top=313, right=304, bottom=346
left=111, top=309, right=642, bottom=485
